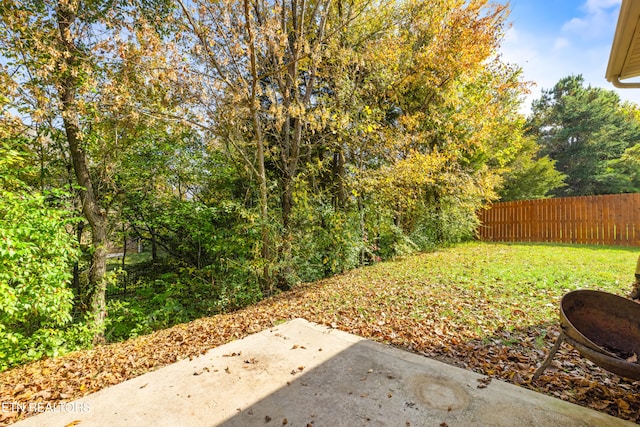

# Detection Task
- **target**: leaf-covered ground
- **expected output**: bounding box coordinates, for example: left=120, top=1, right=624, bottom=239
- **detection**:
left=2, top=242, right=639, bottom=425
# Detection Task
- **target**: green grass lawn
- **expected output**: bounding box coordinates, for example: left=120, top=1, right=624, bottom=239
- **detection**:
left=339, top=241, right=636, bottom=336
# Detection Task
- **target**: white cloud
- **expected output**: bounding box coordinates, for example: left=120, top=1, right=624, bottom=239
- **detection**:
left=562, top=17, right=587, bottom=33
left=583, top=0, right=621, bottom=14
left=503, top=26, right=520, bottom=43
left=553, top=37, right=571, bottom=50
left=499, top=0, right=640, bottom=115
left=562, top=0, right=620, bottom=40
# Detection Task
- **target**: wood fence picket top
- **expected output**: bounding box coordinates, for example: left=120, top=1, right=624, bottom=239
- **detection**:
left=477, top=193, right=640, bottom=247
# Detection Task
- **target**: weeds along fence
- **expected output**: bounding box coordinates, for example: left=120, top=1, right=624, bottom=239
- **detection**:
left=477, top=193, right=640, bottom=246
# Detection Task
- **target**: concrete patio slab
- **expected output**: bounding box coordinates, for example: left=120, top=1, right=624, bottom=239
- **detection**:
left=12, top=318, right=634, bottom=426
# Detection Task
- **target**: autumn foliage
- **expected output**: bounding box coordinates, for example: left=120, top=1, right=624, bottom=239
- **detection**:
left=1, top=0, right=538, bottom=374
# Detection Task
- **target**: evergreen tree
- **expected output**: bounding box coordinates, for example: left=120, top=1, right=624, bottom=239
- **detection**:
left=527, top=75, right=640, bottom=196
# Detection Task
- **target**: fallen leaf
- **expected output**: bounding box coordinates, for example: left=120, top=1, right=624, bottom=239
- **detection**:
left=617, top=399, right=630, bottom=411
left=1, top=246, right=639, bottom=425
left=591, top=401, right=611, bottom=410
left=477, top=377, right=492, bottom=389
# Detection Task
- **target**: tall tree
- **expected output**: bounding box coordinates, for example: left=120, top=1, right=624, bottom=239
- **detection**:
left=0, top=0, right=179, bottom=339
left=527, top=75, right=640, bottom=196
left=177, top=0, right=529, bottom=282
left=332, top=0, right=526, bottom=240
left=177, top=0, right=371, bottom=290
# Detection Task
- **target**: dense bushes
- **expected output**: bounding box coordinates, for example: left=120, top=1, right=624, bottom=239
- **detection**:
left=105, top=265, right=263, bottom=341
left=0, top=188, right=84, bottom=370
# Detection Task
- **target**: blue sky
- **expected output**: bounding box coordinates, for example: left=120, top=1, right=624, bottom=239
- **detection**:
left=500, top=0, right=640, bottom=114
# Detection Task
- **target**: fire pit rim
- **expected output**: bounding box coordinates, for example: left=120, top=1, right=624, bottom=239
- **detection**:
left=559, top=289, right=623, bottom=356
left=558, top=288, right=640, bottom=380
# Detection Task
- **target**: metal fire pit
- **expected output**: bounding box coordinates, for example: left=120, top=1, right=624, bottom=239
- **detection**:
left=533, top=289, right=640, bottom=381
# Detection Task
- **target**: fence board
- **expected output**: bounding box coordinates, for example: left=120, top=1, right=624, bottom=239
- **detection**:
left=477, top=193, right=640, bottom=247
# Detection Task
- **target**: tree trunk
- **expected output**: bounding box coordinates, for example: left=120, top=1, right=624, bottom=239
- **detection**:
left=332, top=149, right=346, bottom=208
left=433, top=192, right=443, bottom=244
left=244, top=0, right=272, bottom=294
left=274, top=0, right=329, bottom=287
left=258, top=138, right=271, bottom=293
left=122, top=223, right=127, bottom=294
left=56, top=2, right=108, bottom=342
left=73, top=220, right=84, bottom=305
left=278, top=173, right=293, bottom=290
left=151, top=227, right=158, bottom=262
left=87, top=219, right=108, bottom=341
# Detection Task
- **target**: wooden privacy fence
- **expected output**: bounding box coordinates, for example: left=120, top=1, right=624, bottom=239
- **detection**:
left=477, top=193, right=640, bottom=246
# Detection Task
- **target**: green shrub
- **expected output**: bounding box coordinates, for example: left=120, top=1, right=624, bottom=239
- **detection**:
left=290, top=194, right=363, bottom=283
left=0, top=188, right=80, bottom=370
left=105, top=269, right=263, bottom=342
